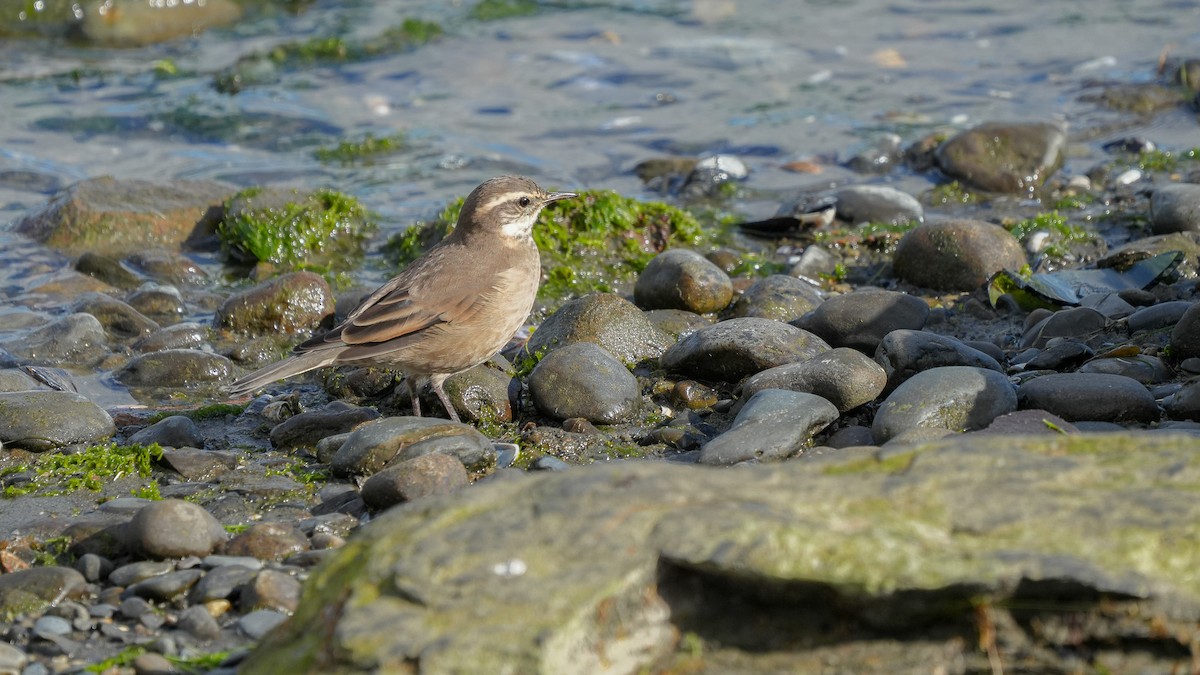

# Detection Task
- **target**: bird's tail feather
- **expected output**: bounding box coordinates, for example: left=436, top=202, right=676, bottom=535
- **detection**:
left=225, top=350, right=339, bottom=398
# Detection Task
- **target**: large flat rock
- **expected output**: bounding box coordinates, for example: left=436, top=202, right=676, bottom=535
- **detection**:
left=243, top=433, right=1200, bottom=674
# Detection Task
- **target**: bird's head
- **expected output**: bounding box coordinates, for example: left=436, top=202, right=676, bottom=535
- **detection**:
left=457, top=175, right=576, bottom=240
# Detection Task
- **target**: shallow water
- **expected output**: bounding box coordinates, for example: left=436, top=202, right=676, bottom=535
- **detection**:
left=1, top=0, right=1198, bottom=318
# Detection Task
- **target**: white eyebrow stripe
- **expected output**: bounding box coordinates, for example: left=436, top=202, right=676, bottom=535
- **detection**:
left=478, top=191, right=529, bottom=213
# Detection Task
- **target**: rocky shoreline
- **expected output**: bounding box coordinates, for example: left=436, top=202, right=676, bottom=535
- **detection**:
left=2, top=51, right=1200, bottom=675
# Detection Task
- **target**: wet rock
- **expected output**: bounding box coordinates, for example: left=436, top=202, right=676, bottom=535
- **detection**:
left=115, top=349, right=236, bottom=387
left=1021, top=307, right=1108, bottom=349
left=239, top=609, right=287, bottom=639
left=874, top=329, right=1004, bottom=393
left=442, top=363, right=518, bottom=423
left=728, top=275, right=823, bottom=322
left=1102, top=231, right=1200, bottom=279
left=1017, top=373, right=1160, bottom=424
left=1, top=313, right=109, bottom=367
left=844, top=134, right=903, bottom=174
left=824, top=425, right=875, bottom=448
left=1078, top=292, right=1135, bottom=320
left=661, top=317, right=831, bottom=382
left=125, top=500, right=228, bottom=559
left=268, top=401, right=381, bottom=451
left=189, top=564, right=258, bottom=604
left=528, top=343, right=641, bottom=424
left=742, top=347, right=886, bottom=412
left=523, top=293, right=674, bottom=368
left=74, top=553, right=114, bottom=583
left=1171, top=302, right=1200, bottom=359
left=14, top=176, right=234, bottom=257
left=222, top=523, right=310, bottom=562
left=126, top=249, right=210, bottom=287
left=829, top=184, right=923, bottom=225
left=0, top=390, right=114, bottom=451
left=872, top=366, right=1017, bottom=443
left=1077, top=355, right=1171, bottom=384
left=934, top=121, right=1066, bottom=193
left=893, top=220, right=1026, bottom=291
left=633, top=248, right=733, bottom=314
left=74, top=251, right=142, bottom=289
left=109, top=560, right=174, bottom=587
left=214, top=271, right=335, bottom=335
left=1127, top=300, right=1192, bottom=333
left=699, top=389, right=838, bottom=465
left=245, top=434, right=1200, bottom=675
left=643, top=309, right=710, bottom=340
left=1149, top=184, right=1200, bottom=234
left=133, top=322, right=210, bottom=353
left=795, top=289, right=928, bottom=353
left=161, top=448, right=237, bottom=481
left=126, top=283, right=186, bottom=320
left=331, top=417, right=494, bottom=477
left=790, top=244, right=838, bottom=280
left=361, top=453, right=469, bottom=511
left=682, top=154, right=748, bottom=197
left=128, top=415, right=203, bottom=449
left=72, top=292, right=158, bottom=339
left=0, top=567, right=87, bottom=620
left=1166, top=379, right=1200, bottom=421
left=239, top=569, right=302, bottom=614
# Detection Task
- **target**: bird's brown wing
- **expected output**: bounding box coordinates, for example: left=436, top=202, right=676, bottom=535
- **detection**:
left=295, top=240, right=495, bottom=357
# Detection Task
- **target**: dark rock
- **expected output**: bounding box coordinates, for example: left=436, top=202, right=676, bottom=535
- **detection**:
left=728, top=275, right=823, bottom=322
left=14, top=176, right=234, bottom=257
left=176, top=605, right=222, bottom=640
left=872, top=366, right=1017, bottom=443
left=126, top=283, right=186, bottom=320
left=934, top=122, right=1066, bottom=193
left=634, top=248, right=733, bottom=314
left=269, top=401, right=381, bottom=451
left=127, top=568, right=204, bottom=601
left=0, top=567, right=87, bottom=620
left=115, top=349, right=236, bottom=387
left=0, top=390, right=115, bottom=451
left=972, top=409, right=1078, bottom=435
left=1166, top=379, right=1200, bottom=421
left=109, top=560, right=174, bottom=587
left=214, top=271, right=335, bottom=335
left=874, top=330, right=1004, bottom=393
left=160, top=448, right=238, bottom=481
left=830, top=184, right=923, bottom=225
left=126, top=249, right=210, bottom=287
left=523, top=293, right=674, bottom=367
left=442, top=362, right=518, bottom=423
left=361, top=453, right=469, bottom=511
left=125, top=500, right=228, bottom=559
left=332, top=417, right=495, bottom=477
left=189, top=564, right=259, bottom=604
left=71, top=292, right=158, bottom=339
left=1019, top=340, right=1094, bottom=372
left=643, top=309, right=710, bottom=340
left=528, top=342, right=641, bottom=423
left=893, top=220, right=1026, bottom=291
left=1127, top=300, right=1193, bottom=333
left=128, top=415, right=203, bottom=449
left=1149, top=183, right=1200, bottom=234
left=1077, top=355, right=1171, bottom=384
left=661, top=318, right=830, bottom=382
left=1021, top=307, right=1109, bottom=349
left=795, top=289, right=929, bottom=353
left=1171, top=302, right=1200, bottom=359
left=699, top=389, right=838, bottom=465
left=74, top=251, right=142, bottom=289
left=1017, top=373, right=1159, bottom=423
left=742, top=347, right=886, bottom=412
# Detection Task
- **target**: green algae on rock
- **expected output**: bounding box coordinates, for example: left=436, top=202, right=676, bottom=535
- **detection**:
left=217, top=187, right=376, bottom=276
left=241, top=433, right=1200, bottom=674
left=2, top=442, right=163, bottom=498
left=312, top=132, right=405, bottom=164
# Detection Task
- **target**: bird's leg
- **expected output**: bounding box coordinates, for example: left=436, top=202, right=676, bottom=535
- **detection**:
left=406, top=378, right=422, bottom=418
left=430, top=380, right=461, bottom=423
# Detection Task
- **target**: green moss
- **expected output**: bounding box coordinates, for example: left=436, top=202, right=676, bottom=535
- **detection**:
left=386, top=189, right=706, bottom=305
left=146, top=403, right=245, bottom=425
left=214, top=19, right=443, bottom=93
left=927, top=181, right=977, bottom=205
left=32, top=535, right=73, bottom=567
left=1136, top=147, right=1200, bottom=172
left=2, top=443, right=164, bottom=498
left=1004, top=211, right=1100, bottom=263
left=470, top=0, right=539, bottom=21
left=217, top=187, right=376, bottom=275
left=1050, top=193, right=1094, bottom=210
left=313, top=132, right=405, bottom=164
left=86, top=646, right=233, bottom=674
left=224, top=523, right=250, bottom=535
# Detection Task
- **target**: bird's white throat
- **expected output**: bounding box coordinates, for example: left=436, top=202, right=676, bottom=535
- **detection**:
left=500, top=212, right=539, bottom=239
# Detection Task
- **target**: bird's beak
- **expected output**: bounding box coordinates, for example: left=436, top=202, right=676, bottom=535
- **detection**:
left=544, top=191, right=576, bottom=204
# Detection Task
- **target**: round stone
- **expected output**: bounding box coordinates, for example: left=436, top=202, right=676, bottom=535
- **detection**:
left=893, top=220, right=1026, bottom=291
left=633, top=248, right=733, bottom=314
left=125, top=499, right=228, bottom=559
left=872, top=366, right=1017, bottom=443
left=1017, top=373, right=1159, bottom=424
left=528, top=342, right=641, bottom=424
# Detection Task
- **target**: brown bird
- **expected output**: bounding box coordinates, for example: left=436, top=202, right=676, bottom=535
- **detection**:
left=226, top=175, right=575, bottom=422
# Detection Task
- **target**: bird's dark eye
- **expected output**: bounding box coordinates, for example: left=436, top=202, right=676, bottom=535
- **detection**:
left=518, top=196, right=531, bottom=208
